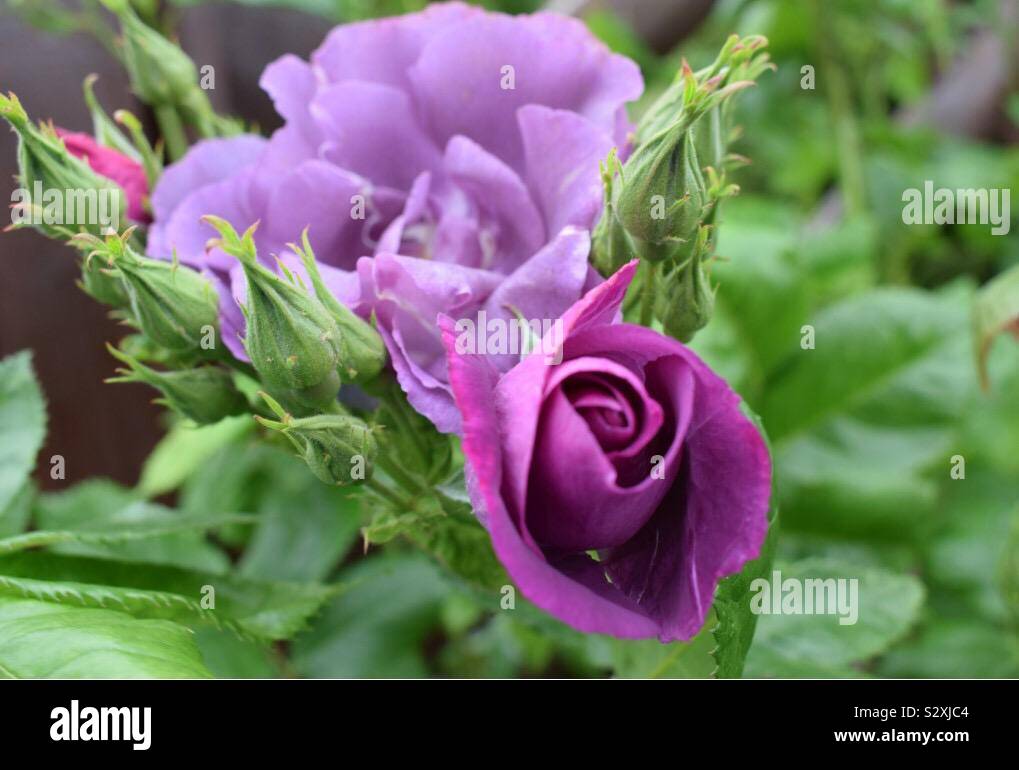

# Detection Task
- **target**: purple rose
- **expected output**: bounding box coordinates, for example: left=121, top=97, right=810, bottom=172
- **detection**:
left=441, top=263, right=772, bottom=641
left=146, top=2, right=642, bottom=428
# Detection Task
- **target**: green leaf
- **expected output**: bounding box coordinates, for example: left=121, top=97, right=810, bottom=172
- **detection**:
left=974, top=263, right=1019, bottom=388
left=192, top=628, right=279, bottom=679
left=0, top=510, right=250, bottom=554
left=181, top=444, right=361, bottom=582
left=925, top=469, right=1018, bottom=622
left=761, top=287, right=975, bottom=540
left=138, top=415, right=254, bottom=497
left=1004, top=511, right=1019, bottom=628
left=707, top=406, right=779, bottom=678
left=292, top=554, right=452, bottom=678
left=712, top=497, right=779, bottom=678
left=0, top=551, right=336, bottom=641
left=743, top=557, right=925, bottom=678
left=711, top=197, right=809, bottom=387
left=24, top=479, right=247, bottom=571
left=611, top=620, right=718, bottom=679
left=0, top=352, right=47, bottom=516
left=877, top=618, right=1019, bottom=679
left=0, top=597, right=211, bottom=678
left=437, top=612, right=556, bottom=678
left=362, top=474, right=508, bottom=591
left=0, top=481, right=35, bottom=538
left=690, top=197, right=807, bottom=400
left=762, top=287, right=973, bottom=441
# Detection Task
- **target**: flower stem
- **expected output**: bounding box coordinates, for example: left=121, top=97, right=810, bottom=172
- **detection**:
left=155, top=105, right=188, bottom=162
left=811, top=0, right=866, bottom=217
left=376, top=453, right=426, bottom=495
left=639, top=261, right=657, bottom=327
left=365, top=477, right=414, bottom=512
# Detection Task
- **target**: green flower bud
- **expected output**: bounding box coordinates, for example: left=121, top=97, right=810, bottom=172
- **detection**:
left=100, top=0, right=197, bottom=107
left=100, top=0, right=239, bottom=143
left=614, top=37, right=773, bottom=265
left=1, top=92, right=127, bottom=240
left=106, top=344, right=247, bottom=424
left=655, top=226, right=716, bottom=343
left=205, top=217, right=343, bottom=412
left=615, top=123, right=707, bottom=262
left=90, top=230, right=219, bottom=352
left=291, top=229, right=386, bottom=384
left=256, top=393, right=377, bottom=487
left=78, top=255, right=129, bottom=308
left=591, top=150, right=637, bottom=277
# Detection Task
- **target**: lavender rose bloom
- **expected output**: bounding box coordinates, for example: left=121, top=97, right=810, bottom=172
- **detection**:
left=146, top=2, right=642, bottom=430
left=441, top=263, right=772, bottom=641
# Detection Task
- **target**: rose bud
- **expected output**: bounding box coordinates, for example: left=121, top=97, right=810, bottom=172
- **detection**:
left=56, top=129, right=150, bottom=223
left=442, top=262, right=772, bottom=642
left=94, top=231, right=219, bottom=353
left=1, top=92, right=127, bottom=240
left=204, top=217, right=343, bottom=413
left=614, top=118, right=707, bottom=263
left=291, top=230, right=386, bottom=384
left=607, top=37, right=772, bottom=267
left=591, top=149, right=637, bottom=277
left=655, top=225, right=716, bottom=342
left=99, top=0, right=235, bottom=142
left=256, top=392, right=377, bottom=487
left=100, top=0, right=197, bottom=107
left=78, top=254, right=130, bottom=308
left=106, top=344, right=247, bottom=425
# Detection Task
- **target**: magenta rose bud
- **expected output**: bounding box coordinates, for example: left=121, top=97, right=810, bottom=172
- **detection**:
left=441, top=262, right=772, bottom=641
left=56, top=129, right=150, bottom=223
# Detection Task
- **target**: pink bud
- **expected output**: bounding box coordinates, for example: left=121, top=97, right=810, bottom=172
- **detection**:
left=56, top=129, right=150, bottom=223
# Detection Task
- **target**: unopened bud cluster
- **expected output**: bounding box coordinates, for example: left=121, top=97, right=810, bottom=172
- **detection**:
left=592, top=34, right=773, bottom=342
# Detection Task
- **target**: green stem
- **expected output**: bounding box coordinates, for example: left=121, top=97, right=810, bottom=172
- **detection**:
left=376, top=454, right=426, bottom=495
left=365, top=478, right=415, bottom=512
left=811, top=0, right=866, bottom=217
left=155, top=105, right=188, bottom=162
left=379, top=381, right=431, bottom=468
left=639, top=261, right=658, bottom=328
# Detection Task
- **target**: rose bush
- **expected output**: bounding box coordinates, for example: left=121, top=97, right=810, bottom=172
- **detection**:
left=442, top=262, right=772, bottom=641
left=147, top=1, right=643, bottom=431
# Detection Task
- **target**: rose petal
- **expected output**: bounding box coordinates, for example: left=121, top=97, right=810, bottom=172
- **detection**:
left=441, top=315, right=660, bottom=638
left=409, top=11, right=642, bottom=172
left=312, top=80, right=443, bottom=192
left=600, top=348, right=772, bottom=642
left=518, top=105, right=613, bottom=235
left=443, top=135, right=545, bottom=271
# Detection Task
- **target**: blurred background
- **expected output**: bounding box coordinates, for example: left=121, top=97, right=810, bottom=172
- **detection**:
left=1, top=0, right=1018, bottom=677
